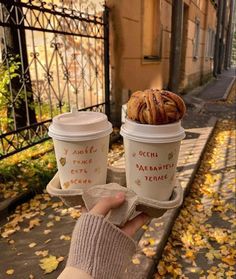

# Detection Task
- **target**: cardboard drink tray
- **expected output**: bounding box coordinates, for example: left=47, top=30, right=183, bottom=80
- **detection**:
left=46, top=167, right=183, bottom=226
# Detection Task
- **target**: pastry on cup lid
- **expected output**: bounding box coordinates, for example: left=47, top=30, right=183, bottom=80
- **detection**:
left=127, top=89, right=186, bottom=125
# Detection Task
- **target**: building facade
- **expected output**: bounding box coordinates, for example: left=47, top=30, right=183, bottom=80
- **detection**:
left=107, top=0, right=234, bottom=125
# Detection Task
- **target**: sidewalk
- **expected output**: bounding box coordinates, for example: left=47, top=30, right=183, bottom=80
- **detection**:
left=0, top=70, right=235, bottom=278
left=184, top=67, right=235, bottom=101
left=198, top=67, right=235, bottom=100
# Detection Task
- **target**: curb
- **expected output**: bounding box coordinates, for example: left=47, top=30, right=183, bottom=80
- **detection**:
left=124, top=116, right=218, bottom=279
left=221, top=77, right=235, bottom=101
left=0, top=185, right=44, bottom=221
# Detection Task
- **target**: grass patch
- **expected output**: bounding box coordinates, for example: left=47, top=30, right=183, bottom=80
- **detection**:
left=0, top=140, right=57, bottom=200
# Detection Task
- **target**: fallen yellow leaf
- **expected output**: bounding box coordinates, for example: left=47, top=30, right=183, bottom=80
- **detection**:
left=143, top=247, right=156, bottom=257
left=69, top=209, right=81, bottom=219
left=55, top=216, right=61, bottom=222
left=1, top=229, right=16, bottom=238
left=157, top=260, right=167, bottom=276
left=185, top=250, right=196, bottom=261
left=132, top=258, right=140, bottom=265
left=6, top=269, right=14, bottom=275
left=142, top=225, right=148, bottom=230
left=206, top=251, right=214, bottom=261
left=35, top=250, right=49, bottom=257
left=29, top=242, right=37, bottom=248
left=207, top=274, right=217, bottom=279
left=39, top=255, right=60, bottom=274
left=222, top=256, right=236, bottom=266
left=60, top=235, right=71, bottom=241
left=29, top=218, right=41, bottom=229
left=57, top=256, right=64, bottom=262
left=148, top=238, right=156, bottom=246
left=46, top=221, right=54, bottom=228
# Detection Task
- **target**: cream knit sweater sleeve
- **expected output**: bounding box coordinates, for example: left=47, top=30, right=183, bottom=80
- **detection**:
left=58, top=213, right=136, bottom=279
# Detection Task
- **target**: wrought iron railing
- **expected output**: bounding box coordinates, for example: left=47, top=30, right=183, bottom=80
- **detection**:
left=0, top=0, right=110, bottom=160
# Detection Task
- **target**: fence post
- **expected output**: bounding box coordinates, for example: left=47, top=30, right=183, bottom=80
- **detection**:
left=103, top=6, right=110, bottom=120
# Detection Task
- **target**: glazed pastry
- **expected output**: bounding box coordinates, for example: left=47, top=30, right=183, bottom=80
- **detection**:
left=127, top=89, right=186, bottom=125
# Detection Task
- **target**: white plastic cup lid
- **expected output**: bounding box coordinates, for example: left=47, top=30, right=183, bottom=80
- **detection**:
left=48, top=108, right=113, bottom=141
left=120, top=118, right=185, bottom=143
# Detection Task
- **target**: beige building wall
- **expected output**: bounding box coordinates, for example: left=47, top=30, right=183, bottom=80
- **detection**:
left=182, top=0, right=217, bottom=90
left=107, top=0, right=172, bottom=124
left=202, top=2, right=216, bottom=76
left=107, top=0, right=217, bottom=124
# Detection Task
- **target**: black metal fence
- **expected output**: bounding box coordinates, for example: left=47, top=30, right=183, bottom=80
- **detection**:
left=0, top=0, right=110, bottom=160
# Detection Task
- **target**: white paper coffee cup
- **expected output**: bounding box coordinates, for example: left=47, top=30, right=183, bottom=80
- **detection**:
left=48, top=108, right=112, bottom=190
left=121, top=119, right=185, bottom=201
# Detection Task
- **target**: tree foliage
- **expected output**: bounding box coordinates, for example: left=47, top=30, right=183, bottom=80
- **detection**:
left=0, top=55, right=20, bottom=108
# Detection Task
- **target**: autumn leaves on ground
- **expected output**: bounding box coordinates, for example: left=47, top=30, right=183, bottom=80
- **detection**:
left=155, top=88, right=236, bottom=279
left=1, top=193, right=81, bottom=277
left=155, top=119, right=236, bottom=279
left=0, top=87, right=235, bottom=278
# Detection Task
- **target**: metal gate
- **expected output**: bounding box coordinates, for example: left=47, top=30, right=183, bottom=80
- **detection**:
left=0, top=0, right=110, bottom=160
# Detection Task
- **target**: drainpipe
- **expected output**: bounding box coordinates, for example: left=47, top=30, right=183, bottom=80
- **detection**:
left=168, top=0, right=184, bottom=93
left=218, top=0, right=227, bottom=74
left=224, top=0, right=235, bottom=69
left=213, top=0, right=223, bottom=77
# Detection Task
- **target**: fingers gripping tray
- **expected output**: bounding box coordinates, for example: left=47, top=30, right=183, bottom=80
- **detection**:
left=47, top=171, right=183, bottom=227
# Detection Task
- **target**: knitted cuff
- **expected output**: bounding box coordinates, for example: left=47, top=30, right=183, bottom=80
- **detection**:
left=67, top=213, right=136, bottom=279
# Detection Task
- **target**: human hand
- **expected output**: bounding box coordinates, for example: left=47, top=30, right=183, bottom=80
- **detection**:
left=66, top=192, right=149, bottom=278
left=89, top=192, right=150, bottom=237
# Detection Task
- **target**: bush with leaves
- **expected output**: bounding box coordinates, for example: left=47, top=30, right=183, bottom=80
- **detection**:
left=0, top=55, right=21, bottom=133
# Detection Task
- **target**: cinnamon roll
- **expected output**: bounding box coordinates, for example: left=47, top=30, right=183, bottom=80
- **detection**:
left=127, top=89, right=186, bottom=125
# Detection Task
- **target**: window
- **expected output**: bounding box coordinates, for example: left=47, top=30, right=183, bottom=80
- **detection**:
left=210, top=30, right=215, bottom=58
left=193, top=18, right=200, bottom=59
left=142, top=0, right=162, bottom=60
left=205, top=28, right=211, bottom=58
left=205, top=28, right=215, bottom=59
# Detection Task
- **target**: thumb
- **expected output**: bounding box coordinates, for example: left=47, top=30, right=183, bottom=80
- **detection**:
left=90, top=192, right=125, bottom=216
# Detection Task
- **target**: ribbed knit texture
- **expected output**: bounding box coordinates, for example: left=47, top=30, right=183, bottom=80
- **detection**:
left=67, top=213, right=136, bottom=279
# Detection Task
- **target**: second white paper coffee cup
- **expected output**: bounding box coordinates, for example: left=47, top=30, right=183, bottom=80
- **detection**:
left=121, top=119, right=185, bottom=201
left=48, top=109, right=112, bottom=190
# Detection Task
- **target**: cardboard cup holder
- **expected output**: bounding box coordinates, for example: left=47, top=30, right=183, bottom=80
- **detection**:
left=47, top=167, right=183, bottom=226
